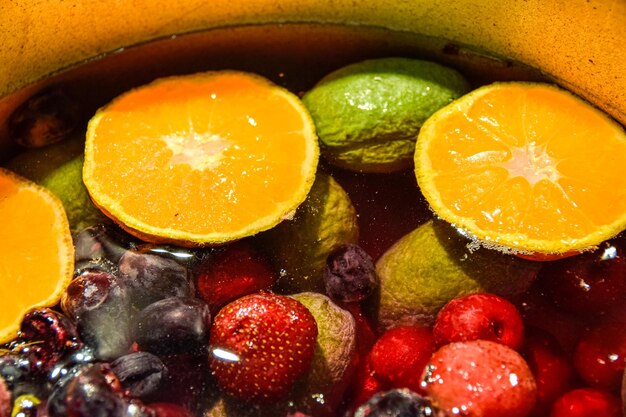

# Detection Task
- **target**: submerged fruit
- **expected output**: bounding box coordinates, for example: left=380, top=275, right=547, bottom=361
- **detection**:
left=83, top=71, right=319, bottom=246
left=374, top=219, right=539, bottom=330
left=257, top=172, right=359, bottom=293
left=303, top=57, right=470, bottom=173
left=415, top=82, right=626, bottom=256
left=0, top=168, right=74, bottom=344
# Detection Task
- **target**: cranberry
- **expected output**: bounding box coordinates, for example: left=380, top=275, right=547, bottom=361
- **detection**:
left=549, top=388, right=621, bottom=417
left=574, top=321, right=626, bottom=392
left=368, top=326, right=435, bottom=393
left=537, top=240, right=626, bottom=315
left=433, top=293, right=525, bottom=350
left=522, top=327, right=577, bottom=415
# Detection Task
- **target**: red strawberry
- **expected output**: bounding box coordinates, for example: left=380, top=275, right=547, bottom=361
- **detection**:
left=368, top=325, right=435, bottom=393
left=208, top=292, right=318, bottom=403
left=196, top=241, right=277, bottom=313
left=549, top=388, right=622, bottom=417
left=349, top=359, right=387, bottom=413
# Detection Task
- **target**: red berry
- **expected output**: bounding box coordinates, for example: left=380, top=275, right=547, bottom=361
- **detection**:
left=549, top=388, right=621, bottom=417
left=208, top=292, right=318, bottom=403
left=349, top=359, right=387, bottom=414
left=421, top=340, right=537, bottom=417
left=433, top=293, right=525, bottom=350
left=537, top=240, right=626, bottom=315
left=196, top=241, right=277, bottom=313
left=368, top=325, right=435, bottom=393
left=574, top=321, right=626, bottom=392
left=522, top=327, right=576, bottom=415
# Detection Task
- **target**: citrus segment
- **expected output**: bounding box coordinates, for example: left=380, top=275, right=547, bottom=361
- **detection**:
left=0, top=168, right=74, bottom=343
left=415, top=82, right=626, bottom=255
left=83, top=71, right=319, bottom=246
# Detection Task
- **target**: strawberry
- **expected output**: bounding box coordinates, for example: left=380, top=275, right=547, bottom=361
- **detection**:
left=208, top=292, right=318, bottom=403
left=196, top=241, right=277, bottom=313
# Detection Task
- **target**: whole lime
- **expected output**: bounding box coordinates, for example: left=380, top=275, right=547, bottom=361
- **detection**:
left=373, top=219, right=540, bottom=330
left=6, top=135, right=107, bottom=232
left=255, top=171, right=359, bottom=293
left=302, top=57, right=470, bottom=173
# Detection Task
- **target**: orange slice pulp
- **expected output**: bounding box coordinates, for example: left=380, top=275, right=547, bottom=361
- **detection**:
left=415, top=82, right=626, bottom=256
left=0, top=168, right=74, bottom=343
left=83, top=71, right=319, bottom=246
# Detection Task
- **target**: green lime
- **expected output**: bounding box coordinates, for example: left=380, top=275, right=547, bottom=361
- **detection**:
left=302, top=57, right=470, bottom=173
left=255, top=171, right=359, bottom=293
left=373, top=219, right=540, bottom=330
left=6, top=135, right=107, bottom=232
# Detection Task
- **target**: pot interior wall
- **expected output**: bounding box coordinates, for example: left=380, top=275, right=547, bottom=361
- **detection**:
left=0, top=23, right=546, bottom=161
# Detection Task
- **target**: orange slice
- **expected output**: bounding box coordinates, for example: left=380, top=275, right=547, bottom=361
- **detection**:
left=415, top=82, right=626, bottom=256
left=0, top=168, right=74, bottom=343
left=83, top=71, right=319, bottom=246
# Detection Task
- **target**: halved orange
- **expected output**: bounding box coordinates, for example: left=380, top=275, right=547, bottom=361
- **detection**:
left=0, top=168, right=74, bottom=343
left=83, top=71, right=319, bottom=246
left=415, top=82, right=626, bottom=256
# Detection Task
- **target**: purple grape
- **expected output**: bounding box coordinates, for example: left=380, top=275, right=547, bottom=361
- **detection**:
left=132, top=244, right=207, bottom=270
left=133, top=297, right=211, bottom=355
left=0, top=353, right=35, bottom=392
left=61, top=271, right=133, bottom=360
left=14, top=309, right=82, bottom=374
left=47, top=363, right=126, bottom=417
left=118, top=250, right=195, bottom=310
left=111, top=352, right=167, bottom=400
left=73, top=223, right=137, bottom=266
left=354, top=389, right=446, bottom=417
left=323, top=244, right=379, bottom=303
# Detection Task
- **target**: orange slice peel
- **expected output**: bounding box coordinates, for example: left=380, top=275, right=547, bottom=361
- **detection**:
left=415, top=82, right=626, bottom=256
left=0, top=167, right=74, bottom=344
left=83, top=71, right=319, bottom=246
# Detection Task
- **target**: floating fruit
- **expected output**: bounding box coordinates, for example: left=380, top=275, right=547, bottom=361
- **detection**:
left=374, top=219, right=539, bottom=330
left=0, top=168, right=74, bottom=344
left=415, top=82, right=626, bottom=256
left=83, top=71, right=319, bottom=246
left=302, top=57, right=470, bottom=173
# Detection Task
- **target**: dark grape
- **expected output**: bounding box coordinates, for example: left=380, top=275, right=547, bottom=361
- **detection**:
left=48, top=363, right=126, bottom=417
left=132, top=244, right=208, bottom=270
left=133, top=298, right=211, bottom=355
left=0, top=353, right=35, bottom=391
left=111, top=352, right=167, bottom=400
left=61, top=271, right=133, bottom=360
left=15, top=309, right=82, bottom=373
left=73, top=223, right=137, bottom=266
left=118, top=250, right=195, bottom=310
left=324, top=244, right=379, bottom=303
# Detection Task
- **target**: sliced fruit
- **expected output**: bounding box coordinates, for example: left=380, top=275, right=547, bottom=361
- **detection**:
left=415, top=82, right=626, bottom=255
left=0, top=168, right=74, bottom=344
left=83, top=71, right=319, bottom=246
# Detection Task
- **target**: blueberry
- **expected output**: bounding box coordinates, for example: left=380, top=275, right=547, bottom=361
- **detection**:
left=111, top=352, right=167, bottom=400
left=324, top=244, right=379, bottom=303
left=133, top=297, right=211, bottom=355
left=118, top=250, right=195, bottom=310
left=61, top=271, right=133, bottom=360
left=354, top=388, right=446, bottom=417
left=0, top=353, right=35, bottom=391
